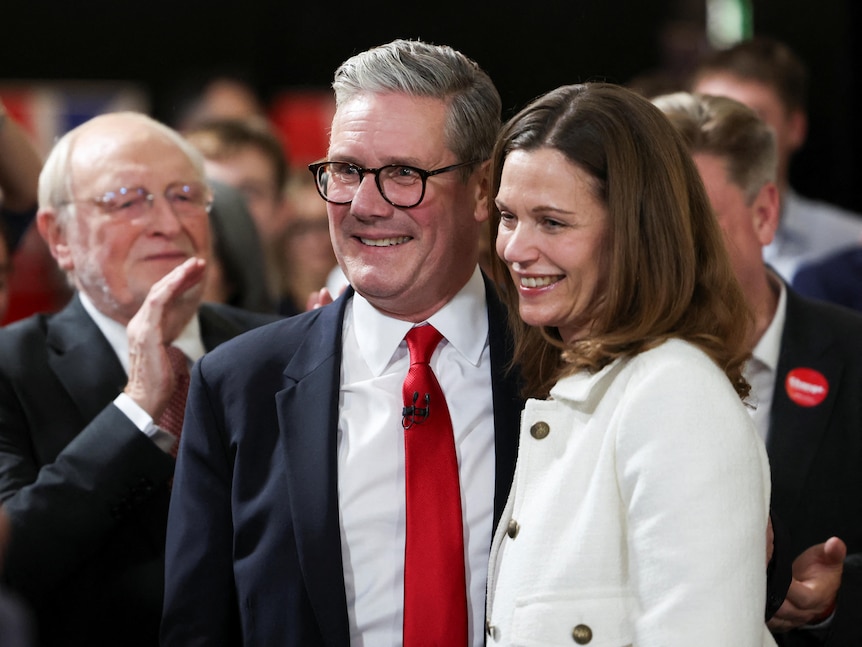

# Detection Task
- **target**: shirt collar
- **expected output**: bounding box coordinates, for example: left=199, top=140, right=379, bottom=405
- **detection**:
left=751, top=274, right=787, bottom=373
left=352, top=266, right=489, bottom=376
left=78, top=290, right=205, bottom=374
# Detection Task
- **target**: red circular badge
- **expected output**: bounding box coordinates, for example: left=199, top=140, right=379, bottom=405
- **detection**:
left=785, top=368, right=829, bottom=407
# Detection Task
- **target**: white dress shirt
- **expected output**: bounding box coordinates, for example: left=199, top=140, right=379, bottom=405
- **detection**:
left=337, top=266, right=495, bottom=647
left=78, top=290, right=205, bottom=453
left=744, top=280, right=787, bottom=444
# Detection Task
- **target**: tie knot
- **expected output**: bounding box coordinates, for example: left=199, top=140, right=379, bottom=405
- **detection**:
left=405, top=325, right=443, bottom=366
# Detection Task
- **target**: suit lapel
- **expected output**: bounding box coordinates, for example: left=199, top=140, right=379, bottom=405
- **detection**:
left=46, top=295, right=127, bottom=423
left=45, top=299, right=252, bottom=421
left=276, top=293, right=351, bottom=646
left=768, top=289, right=843, bottom=517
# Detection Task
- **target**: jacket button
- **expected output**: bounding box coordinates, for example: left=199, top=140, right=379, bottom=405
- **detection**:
left=572, top=624, right=592, bottom=644
left=506, top=519, right=520, bottom=539
left=530, top=421, right=550, bottom=439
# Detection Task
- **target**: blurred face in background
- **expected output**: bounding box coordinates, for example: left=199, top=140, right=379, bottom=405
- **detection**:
left=284, top=180, right=336, bottom=286
left=204, top=146, right=289, bottom=241
left=692, top=74, right=806, bottom=183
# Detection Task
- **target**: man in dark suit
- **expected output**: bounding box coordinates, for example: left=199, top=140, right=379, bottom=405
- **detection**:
left=0, top=111, right=277, bottom=647
left=161, top=39, right=521, bottom=646
left=792, top=246, right=862, bottom=314
left=658, top=92, right=861, bottom=646
left=0, top=506, right=35, bottom=647
left=690, top=36, right=862, bottom=283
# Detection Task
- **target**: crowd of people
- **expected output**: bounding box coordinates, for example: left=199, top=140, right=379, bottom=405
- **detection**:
left=0, top=33, right=859, bottom=647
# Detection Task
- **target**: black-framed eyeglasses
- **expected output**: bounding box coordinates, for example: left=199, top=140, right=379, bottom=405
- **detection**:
left=61, top=181, right=213, bottom=218
left=308, top=160, right=478, bottom=209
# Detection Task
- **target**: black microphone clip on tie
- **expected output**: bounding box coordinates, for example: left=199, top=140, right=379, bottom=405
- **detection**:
left=402, top=391, right=430, bottom=429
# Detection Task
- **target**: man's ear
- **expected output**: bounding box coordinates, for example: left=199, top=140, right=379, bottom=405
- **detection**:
left=37, top=208, right=74, bottom=272
left=786, top=109, right=807, bottom=154
left=472, top=160, right=492, bottom=224
left=751, top=182, right=781, bottom=247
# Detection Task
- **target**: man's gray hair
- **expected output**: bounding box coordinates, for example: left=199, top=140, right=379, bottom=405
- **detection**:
left=653, top=92, right=777, bottom=203
left=332, top=39, right=501, bottom=166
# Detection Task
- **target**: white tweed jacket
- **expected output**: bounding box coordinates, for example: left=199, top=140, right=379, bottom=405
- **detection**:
left=486, top=339, right=776, bottom=647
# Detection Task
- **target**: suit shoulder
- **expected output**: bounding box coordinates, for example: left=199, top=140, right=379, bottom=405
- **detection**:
left=788, top=288, right=862, bottom=335
left=198, top=302, right=282, bottom=330
left=200, top=306, right=332, bottom=370
left=799, top=246, right=862, bottom=273
left=0, top=313, right=52, bottom=355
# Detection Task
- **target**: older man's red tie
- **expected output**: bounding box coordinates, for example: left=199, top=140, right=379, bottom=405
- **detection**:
left=157, top=346, right=190, bottom=458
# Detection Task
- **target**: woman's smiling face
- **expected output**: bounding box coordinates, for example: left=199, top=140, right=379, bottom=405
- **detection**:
left=495, top=147, right=609, bottom=343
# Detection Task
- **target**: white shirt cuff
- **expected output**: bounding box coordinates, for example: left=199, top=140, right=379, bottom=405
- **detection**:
left=113, top=393, right=177, bottom=455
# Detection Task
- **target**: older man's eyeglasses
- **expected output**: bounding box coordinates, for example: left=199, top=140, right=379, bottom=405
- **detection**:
left=64, top=181, right=213, bottom=218
left=308, top=160, right=477, bottom=209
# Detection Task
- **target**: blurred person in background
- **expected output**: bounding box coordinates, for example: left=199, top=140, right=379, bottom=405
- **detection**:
left=279, top=174, right=338, bottom=314
left=0, top=99, right=57, bottom=324
left=792, top=245, right=862, bottom=314
left=167, top=72, right=266, bottom=133
left=657, top=91, right=861, bottom=646
left=184, top=117, right=292, bottom=310
left=0, top=111, right=276, bottom=647
left=202, top=179, right=276, bottom=313
left=691, top=36, right=862, bottom=281
left=0, top=100, right=41, bottom=252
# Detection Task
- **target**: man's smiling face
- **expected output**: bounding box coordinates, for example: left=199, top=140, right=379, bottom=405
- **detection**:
left=326, top=92, right=484, bottom=322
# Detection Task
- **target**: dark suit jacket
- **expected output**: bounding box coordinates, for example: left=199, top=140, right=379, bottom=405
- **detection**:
left=161, top=281, right=523, bottom=646
left=0, top=587, right=35, bottom=647
left=792, top=246, right=862, bottom=315
left=769, top=287, right=862, bottom=646
left=0, top=294, right=278, bottom=647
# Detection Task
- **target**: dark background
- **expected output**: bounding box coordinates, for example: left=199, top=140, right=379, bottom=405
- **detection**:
left=4, top=0, right=861, bottom=212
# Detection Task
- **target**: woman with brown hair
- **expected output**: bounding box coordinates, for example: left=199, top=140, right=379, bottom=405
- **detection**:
left=485, top=83, right=775, bottom=646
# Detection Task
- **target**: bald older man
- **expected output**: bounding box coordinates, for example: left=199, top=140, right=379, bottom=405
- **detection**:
left=0, top=112, right=277, bottom=647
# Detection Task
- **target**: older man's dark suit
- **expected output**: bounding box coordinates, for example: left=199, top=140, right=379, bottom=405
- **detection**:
left=161, top=281, right=523, bottom=646
left=0, top=294, right=277, bottom=647
left=768, top=287, right=862, bottom=646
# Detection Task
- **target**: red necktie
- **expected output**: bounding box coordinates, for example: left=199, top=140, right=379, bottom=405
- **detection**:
left=402, top=325, right=468, bottom=647
left=157, top=346, right=190, bottom=458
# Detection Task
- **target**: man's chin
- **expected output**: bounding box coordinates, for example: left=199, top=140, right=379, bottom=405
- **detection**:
left=345, top=270, right=406, bottom=302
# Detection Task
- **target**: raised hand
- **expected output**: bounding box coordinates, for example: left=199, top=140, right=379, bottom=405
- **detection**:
left=124, top=257, right=206, bottom=418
